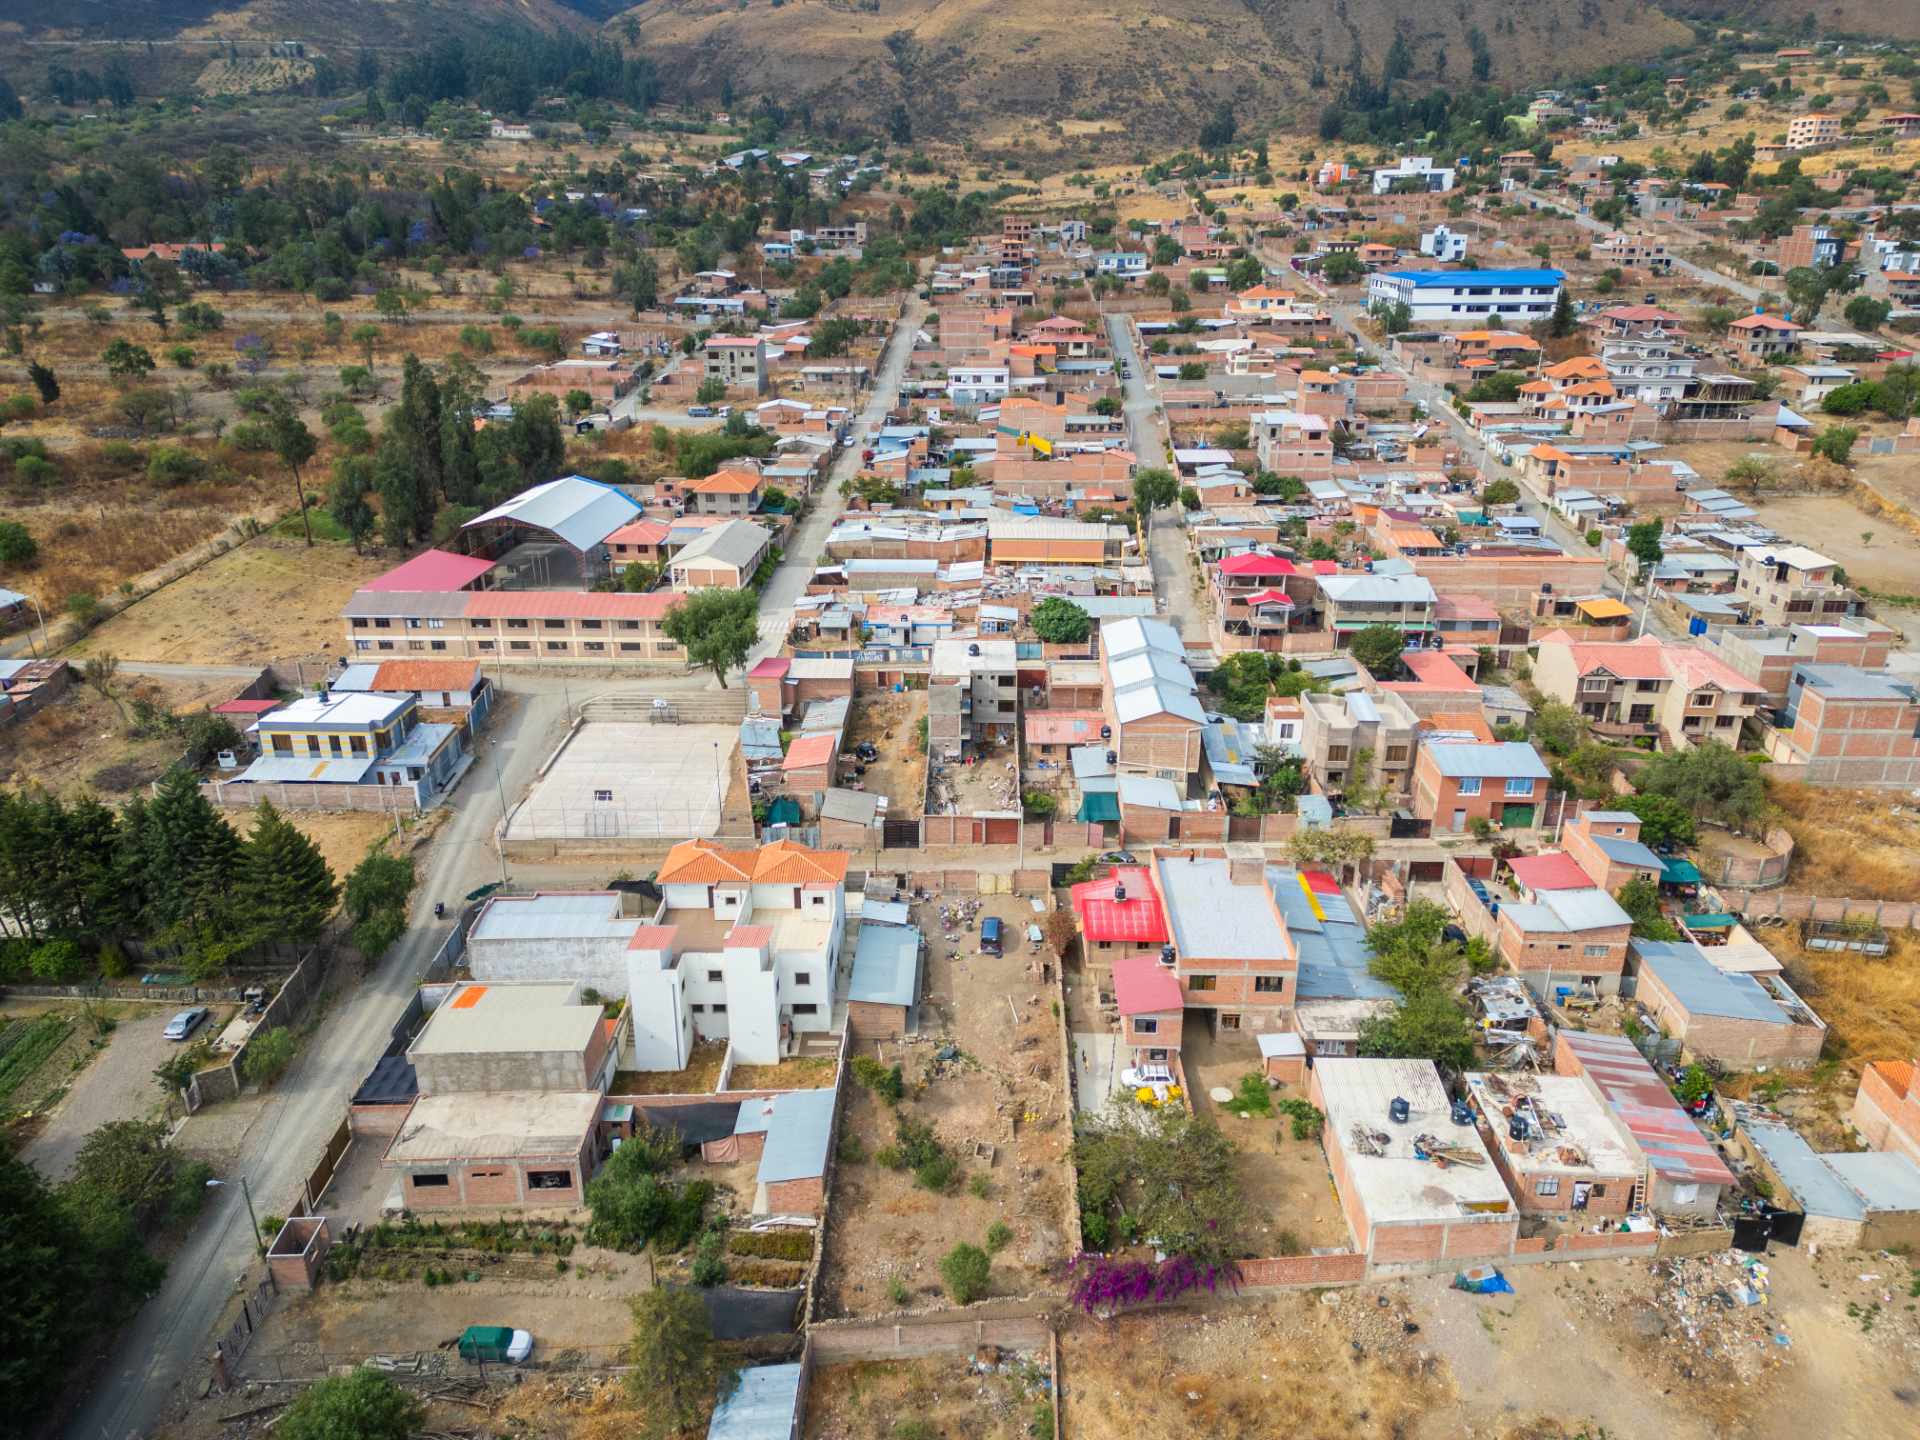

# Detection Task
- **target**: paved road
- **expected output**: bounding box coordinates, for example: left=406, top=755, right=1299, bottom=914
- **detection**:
left=1103, top=311, right=1165, bottom=466
left=1310, top=291, right=1672, bottom=643
left=62, top=673, right=585, bottom=1440
left=1518, top=189, right=1767, bottom=305
left=748, top=296, right=927, bottom=664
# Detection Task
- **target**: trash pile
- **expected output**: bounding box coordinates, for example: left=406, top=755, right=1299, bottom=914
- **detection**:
left=1575, top=1252, right=1795, bottom=1387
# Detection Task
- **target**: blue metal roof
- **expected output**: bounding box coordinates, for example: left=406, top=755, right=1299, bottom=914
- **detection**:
left=755, top=1088, right=836, bottom=1184
left=1267, top=867, right=1398, bottom=1002
left=1424, top=741, right=1550, bottom=780
left=849, top=922, right=920, bottom=1008
left=1593, top=834, right=1665, bottom=871
left=1740, top=1120, right=1864, bottom=1221
left=706, top=1363, right=803, bottom=1440
left=1380, top=268, right=1563, bottom=288
left=1634, top=939, right=1792, bottom=1024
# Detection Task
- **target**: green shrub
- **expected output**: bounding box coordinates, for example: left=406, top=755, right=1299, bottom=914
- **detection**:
left=968, top=1171, right=992, bottom=1199
left=984, top=1220, right=1013, bottom=1253
left=836, top=1132, right=867, bottom=1164
left=914, top=1153, right=959, bottom=1193
left=887, top=1274, right=910, bottom=1306
left=0, top=519, right=37, bottom=566
left=851, top=1054, right=905, bottom=1103
left=874, top=1144, right=904, bottom=1170
left=939, top=1242, right=991, bottom=1305
left=1275, top=1098, right=1325, bottom=1141
left=726, top=1229, right=814, bottom=1261
left=1224, top=1072, right=1273, bottom=1117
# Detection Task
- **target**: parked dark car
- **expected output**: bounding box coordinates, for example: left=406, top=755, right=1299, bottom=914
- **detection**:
left=980, top=916, right=1004, bottom=956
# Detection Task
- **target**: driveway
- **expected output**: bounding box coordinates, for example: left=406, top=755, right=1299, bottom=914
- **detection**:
left=1147, top=514, right=1210, bottom=646
left=19, top=1002, right=208, bottom=1183
left=1071, top=1029, right=1125, bottom=1115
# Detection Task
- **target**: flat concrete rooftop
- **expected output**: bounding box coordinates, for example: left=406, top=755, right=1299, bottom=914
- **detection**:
left=1319, top=1057, right=1514, bottom=1224
left=386, top=1090, right=601, bottom=1165
left=1465, top=1072, right=1636, bottom=1178
left=410, top=982, right=601, bottom=1057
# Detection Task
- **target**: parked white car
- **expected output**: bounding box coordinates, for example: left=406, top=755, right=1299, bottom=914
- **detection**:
left=1120, top=1064, right=1174, bottom=1090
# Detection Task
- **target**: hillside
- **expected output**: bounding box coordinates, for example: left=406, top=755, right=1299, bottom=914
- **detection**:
left=1661, top=1, right=1920, bottom=41
left=0, top=0, right=591, bottom=52
left=608, top=0, right=1695, bottom=146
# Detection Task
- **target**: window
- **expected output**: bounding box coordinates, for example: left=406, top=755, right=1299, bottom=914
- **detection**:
left=1186, top=975, right=1217, bottom=992
left=580, top=619, right=603, bottom=630
left=1504, top=777, right=1533, bottom=797
left=1134, top=1017, right=1158, bottom=1034
left=470, top=618, right=493, bottom=629
left=707, top=970, right=724, bottom=983
left=430, top=640, right=446, bottom=651
left=691, top=1003, right=706, bottom=1013
left=794, top=972, right=812, bottom=987
left=594, top=789, right=613, bottom=803
left=1254, top=975, right=1285, bottom=994
left=543, top=619, right=566, bottom=630
left=792, top=1003, right=819, bottom=1015
left=546, top=641, right=567, bottom=652
left=712, top=1003, right=728, bottom=1014
left=1582, top=944, right=1611, bottom=958
left=527, top=1170, right=572, bottom=1190
left=584, top=642, right=605, bottom=653
left=1220, top=1013, right=1241, bottom=1030
left=412, top=1173, right=450, bottom=1188
left=478, top=641, right=496, bottom=651
left=305, top=736, right=322, bottom=756
left=1457, top=776, right=1482, bottom=796
left=507, top=618, right=530, bottom=630
left=373, top=618, right=391, bottom=629
left=509, top=641, right=531, bottom=652
left=349, top=736, right=368, bottom=756
left=1535, top=1176, right=1561, bottom=1197
left=328, top=735, right=343, bottom=756
left=1385, top=746, right=1408, bottom=763
left=1327, top=745, right=1349, bottom=763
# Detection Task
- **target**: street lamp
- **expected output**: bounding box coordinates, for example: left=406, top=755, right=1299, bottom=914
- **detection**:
left=207, top=1175, right=268, bottom=1259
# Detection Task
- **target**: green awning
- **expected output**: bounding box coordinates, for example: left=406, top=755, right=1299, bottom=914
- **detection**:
left=1683, top=911, right=1735, bottom=929
left=1078, top=791, right=1121, bottom=823
left=767, top=796, right=803, bottom=826
left=1661, top=857, right=1703, bottom=885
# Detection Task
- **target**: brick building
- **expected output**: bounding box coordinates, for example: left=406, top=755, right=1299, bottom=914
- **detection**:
left=1495, top=887, right=1633, bottom=996
left=1153, top=852, right=1296, bottom=1032
left=1777, top=664, right=1920, bottom=787
left=1311, top=1058, right=1518, bottom=1267
left=1852, top=1060, right=1920, bottom=1165
left=1411, top=741, right=1550, bottom=833
left=1463, top=1072, right=1639, bottom=1216
left=1628, top=938, right=1826, bottom=1069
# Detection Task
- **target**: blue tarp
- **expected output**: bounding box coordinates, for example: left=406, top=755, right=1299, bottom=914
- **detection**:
left=1452, top=1266, right=1514, bottom=1295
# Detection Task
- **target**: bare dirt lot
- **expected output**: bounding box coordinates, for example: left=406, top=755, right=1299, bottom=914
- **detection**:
left=820, top=892, right=1073, bottom=1318
left=1745, top=493, right=1920, bottom=596
left=928, top=735, right=1023, bottom=816
left=1062, top=1244, right=1920, bottom=1440
left=0, top=671, right=234, bottom=797
left=282, top=809, right=401, bottom=881
left=70, top=535, right=391, bottom=666
left=803, top=1351, right=1053, bottom=1440
left=728, top=1056, right=837, bottom=1091
left=1180, top=1026, right=1351, bottom=1255
left=613, top=1040, right=729, bottom=1096
left=845, top=689, right=926, bottom=817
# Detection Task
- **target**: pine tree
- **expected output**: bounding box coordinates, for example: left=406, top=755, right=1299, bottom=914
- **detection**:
left=136, top=769, right=243, bottom=934
left=239, top=802, right=339, bottom=945
left=392, top=355, right=446, bottom=501
left=373, top=439, right=429, bottom=548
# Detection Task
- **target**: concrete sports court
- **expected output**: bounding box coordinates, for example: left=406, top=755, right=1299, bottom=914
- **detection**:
left=505, top=723, right=739, bottom=842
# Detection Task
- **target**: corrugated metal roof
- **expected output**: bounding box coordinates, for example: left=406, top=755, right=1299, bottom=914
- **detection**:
left=849, top=922, right=920, bottom=1007
left=1634, top=939, right=1792, bottom=1024
left=1557, top=1030, right=1735, bottom=1186
left=1424, top=741, right=1550, bottom=780
left=1072, top=867, right=1168, bottom=945
left=362, top=549, right=498, bottom=592
left=1824, top=1151, right=1920, bottom=1214
left=706, top=1363, right=803, bottom=1440
left=1112, top=954, right=1183, bottom=1015
left=1117, top=774, right=1184, bottom=811
left=1593, top=834, right=1665, bottom=871
left=752, top=1088, right=835, bottom=1183
left=238, top=755, right=378, bottom=784
left=465, top=475, right=640, bottom=552
left=1740, top=1120, right=1864, bottom=1221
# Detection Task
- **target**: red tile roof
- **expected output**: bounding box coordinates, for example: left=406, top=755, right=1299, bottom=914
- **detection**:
left=461, top=590, right=676, bottom=621
left=1509, top=852, right=1597, bottom=892
left=1218, top=552, right=1297, bottom=577
left=1111, top=954, right=1183, bottom=1016
left=1072, top=867, right=1169, bottom=945
left=783, top=732, right=839, bottom=770
left=212, top=697, right=281, bottom=716
left=370, top=660, right=481, bottom=692
left=362, top=549, right=498, bottom=593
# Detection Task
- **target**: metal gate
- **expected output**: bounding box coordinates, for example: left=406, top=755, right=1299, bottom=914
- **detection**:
left=882, top=819, right=922, bottom=849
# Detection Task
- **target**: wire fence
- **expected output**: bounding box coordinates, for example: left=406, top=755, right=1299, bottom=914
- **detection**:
left=237, top=1344, right=636, bottom=1384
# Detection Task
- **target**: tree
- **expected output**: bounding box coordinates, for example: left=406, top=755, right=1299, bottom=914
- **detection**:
left=1530, top=699, right=1587, bottom=757
left=279, top=1369, right=424, bottom=1440
left=1618, top=792, right=1696, bottom=848
left=941, top=1242, right=992, bottom=1304
left=695, top=377, right=727, bottom=405
left=351, top=323, right=380, bottom=366
left=1546, top=287, right=1575, bottom=339
left=0, top=1147, right=164, bottom=1419
left=1625, top=517, right=1664, bottom=577
left=373, top=288, right=409, bottom=325
left=81, top=653, right=128, bottom=729
left=70, top=1119, right=170, bottom=1207
left=240, top=801, right=339, bottom=943
left=1374, top=299, right=1413, bottom=335
left=25, top=362, right=57, bottom=405
left=329, top=458, right=377, bottom=554
left=1029, top=596, right=1092, bottom=644
left=1206, top=651, right=1275, bottom=722
left=1636, top=741, right=1767, bottom=828
left=1615, top=874, right=1681, bottom=941
left=1480, top=477, right=1519, bottom=505
left=1844, top=294, right=1892, bottom=332
left=0, top=519, right=36, bottom=567
left=625, top=1289, right=727, bottom=1440
left=662, top=588, right=759, bottom=688
left=1074, top=1107, right=1246, bottom=1266
left=1349, top=624, right=1406, bottom=677
left=101, top=339, right=155, bottom=384
left=1319, top=251, right=1363, bottom=284
left=241, top=1027, right=297, bottom=1086
left=620, top=254, right=660, bottom=314
left=265, top=394, right=319, bottom=546
left=1364, top=900, right=1468, bottom=995
left=1132, top=467, right=1178, bottom=512
left=1358, top=988, right=1477, bottom=1070
left=1810, top=424, right=1858, bottom=465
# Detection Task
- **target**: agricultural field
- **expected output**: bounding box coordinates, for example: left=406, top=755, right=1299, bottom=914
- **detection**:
left=0, top=1011, right=77, bottom=1114
left=802, top=1351, right=1053, bottom=1440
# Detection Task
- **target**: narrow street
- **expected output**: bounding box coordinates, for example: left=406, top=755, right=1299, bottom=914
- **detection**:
left=1518, top=188, right=1767, bottom=305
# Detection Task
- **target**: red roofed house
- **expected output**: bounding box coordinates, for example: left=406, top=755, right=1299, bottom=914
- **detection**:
left=1531, top=632, right=1764, bottom=750
left=781, top=729, right=841, bottom=795
left=1071, top=866, right=1170, bottom=964
left=1506, top=852, right=1595, bottom=895
left=1111, top=954, right=1184, bottom=1064
left=1852, top=1059, right=1920, bottom=1165
left=1024, top=709, right=1107, bottom=761
left=1727, top=312, right=1802, bottom=364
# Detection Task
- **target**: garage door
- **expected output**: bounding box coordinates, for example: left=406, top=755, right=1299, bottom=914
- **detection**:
left=1501, top=804, right=1536, bottom=830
